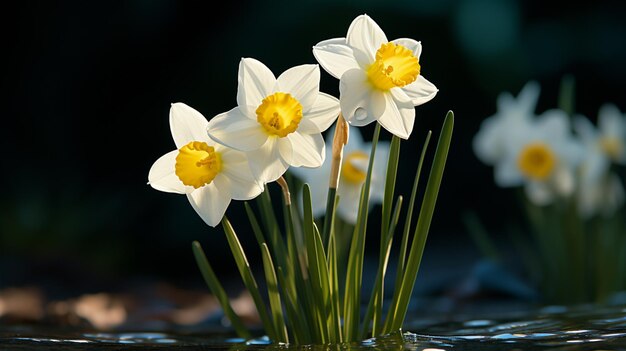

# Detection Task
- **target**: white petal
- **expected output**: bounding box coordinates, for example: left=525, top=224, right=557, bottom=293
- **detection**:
left=496, top=91, right=515, bottom=112
left=219, top=149, right=264, bottom=200
left=187, top=185, right=231, bottom=227
left=346, top=14, right=387, bottom=66
left=580, top=150, right=608, bottom=186
left=287, top=132, right=325, bottom=168
left=298, top=93, right=340, bottom=134
left=473, top=117, right=503, bottom=164
left=370, top=141, right=390, bottom=202
left=598, top=103, right=624, bottom=137
left=401, top=75, right=438, bottom=106
left=392, top=38, right=422, bottom=59
left=247, top=137, right=289, bottom=183
left=170, top=103, right=209, bottom=148
left=536, top=109, right=570, bottom=139
left=552, top=166, right=575, bottom=197
left=312, top=38, right=360, bottom=79
left=525, top=181, right=554, bottom=206
left=573, top=115, right=597, bottom=143
left=276, top=64, right=320, bottom=109
left=236, top=58, right=276, bottom=109
left=206, top=107, right=268, bottom=151
left=369, top=89, right=388, bottom=119
left=291, top=165, right=329, bottom=218
left=343, top=124, right=365, bottom=151
left=376, top=92, right=415, bottom=139
left=516, top=81, right=541, bottom=115
left=278, top=137, right=293, bottom=164
left=340, top=68, right=377, bottom=126
left=494, top=153, right=523, bottom=187
left=337, top=182, right=363, bottom=224
left=148, top=150, right=191, bottom=194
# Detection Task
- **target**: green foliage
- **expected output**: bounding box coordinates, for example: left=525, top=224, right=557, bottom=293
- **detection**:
left=193, top=112, right=454, bottom=344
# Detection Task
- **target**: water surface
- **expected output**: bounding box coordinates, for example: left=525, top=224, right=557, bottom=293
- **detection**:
left=2, top=303, right=626, bottom=350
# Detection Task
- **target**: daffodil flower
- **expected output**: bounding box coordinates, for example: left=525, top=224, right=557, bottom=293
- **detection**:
left=290, top=126, right=389, bottom=224
left=573, top=104, right=626, bottom=217
left=574, top=104, right=626, bottom=185
left=206, top=58, right=340, bottom=184
left=148, top=103, right=264, bottom=227
left=494, top=110, right=582, bottom=205
left=473, top=81, right=539, bottom=165
left=313, top=14, right=438, bottom=139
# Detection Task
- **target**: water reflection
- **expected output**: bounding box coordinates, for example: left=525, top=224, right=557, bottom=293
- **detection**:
left=1, top=303, right=626, bottom=350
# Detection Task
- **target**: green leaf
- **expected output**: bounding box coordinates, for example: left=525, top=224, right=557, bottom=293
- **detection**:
left=302, top=184, right=330, bottom=343
left=343, top=123, right=380, bottom=341
left=388, top=111, right=454, bottom=331
left=191, top=241, right=251, bottom=339
left=322, top=187, right=338, bottom=246
left=260, top=243, right=288, bottom=343
left=384, top=131, right=431, bottom=333
left=221, top=217, right=278, bottom=341
left=244, top=202, right=267, bottom=248
left=558, top=74, right=576, bottom=116
left=381, top=136, right=401, bottom=245
left=276, top=266, right=311, bottom=343
left=256, top=189, right=284, bottom=261
left=361, top=195, right=403, bottom=338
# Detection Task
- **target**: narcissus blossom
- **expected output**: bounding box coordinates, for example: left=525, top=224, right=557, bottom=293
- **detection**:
left=473, top=81, right=539, bottom=165
left=313, top=14, right=438, bottom=139
left=290, top=126, right=389, bottom=224
left=148, top=103, right=264, bottom=227
left=492, top=110, right=582, bottom=205
left=573, top=104, right=626, bottom=217
left=206, top=58, right=340, bottom=184
left=574, top=104, right=626, bottom=185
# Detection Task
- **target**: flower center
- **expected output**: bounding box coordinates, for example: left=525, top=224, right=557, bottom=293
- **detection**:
left=599, top=137, right=622, bottom=161
left=175, top=141, right=222, bottom=189
left=256, top=92, right=303, bottom=137
left=342, top=151, right=369, bottom=184
left=367, top=42, right=420, bottom=91
left=517, top=142, right=556, bottom=180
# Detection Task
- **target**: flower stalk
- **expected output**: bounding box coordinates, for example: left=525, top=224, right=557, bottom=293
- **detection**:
left=322, top=114, right=349, bottom=244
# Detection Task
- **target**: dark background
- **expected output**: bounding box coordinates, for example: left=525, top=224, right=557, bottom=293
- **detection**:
left=2, top=1, right=626, bottom=301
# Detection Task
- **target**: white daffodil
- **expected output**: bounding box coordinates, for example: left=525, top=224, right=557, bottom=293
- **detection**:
left=494, top=109, right=583, bottom=205
left=148, top=103, right=264, bottom=227
left=574, top=104, right=626, bottom=185
left=289, top=126, right=389, bottom=224
left=313, top=14, right=438, bottom=139
left=473, top=81, right=540, bottom=165
left=206, top=58, right=340, bottom=184
left=573, top=104, right=626, bottom=217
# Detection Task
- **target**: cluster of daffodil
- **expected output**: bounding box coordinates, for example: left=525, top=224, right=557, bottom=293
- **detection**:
left=149, top=14, right=453, bottom=344
left=473, top=79, right=626, bottom=304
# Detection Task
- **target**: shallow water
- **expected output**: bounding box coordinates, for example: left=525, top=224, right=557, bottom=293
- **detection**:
left=2, top=303, right=626, bottom=350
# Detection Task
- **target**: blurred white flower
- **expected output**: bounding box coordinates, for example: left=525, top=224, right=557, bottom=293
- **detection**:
left=473, top=81, right=539, bottom=165
left=493, top=110, right=583, bottom=205
left=574, top=104, right=626, bottom=185
left=289, top=126, right=389, bottom=224
left=148, top=103, right=264, bottom=227
left=573, top=104, right=626, bottom=217
left=313, top=14, right=437, bottom=139
left=207, top=58, right=340, bottom=184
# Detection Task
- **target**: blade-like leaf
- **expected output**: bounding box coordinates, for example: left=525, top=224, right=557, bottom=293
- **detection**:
left=389, top=111, right=453, bottom=331
left=192, top=241, right=251, bottom=339
left=221, top=217, right=278, bottom=340
left=260, top=243, right=288, bottom=343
